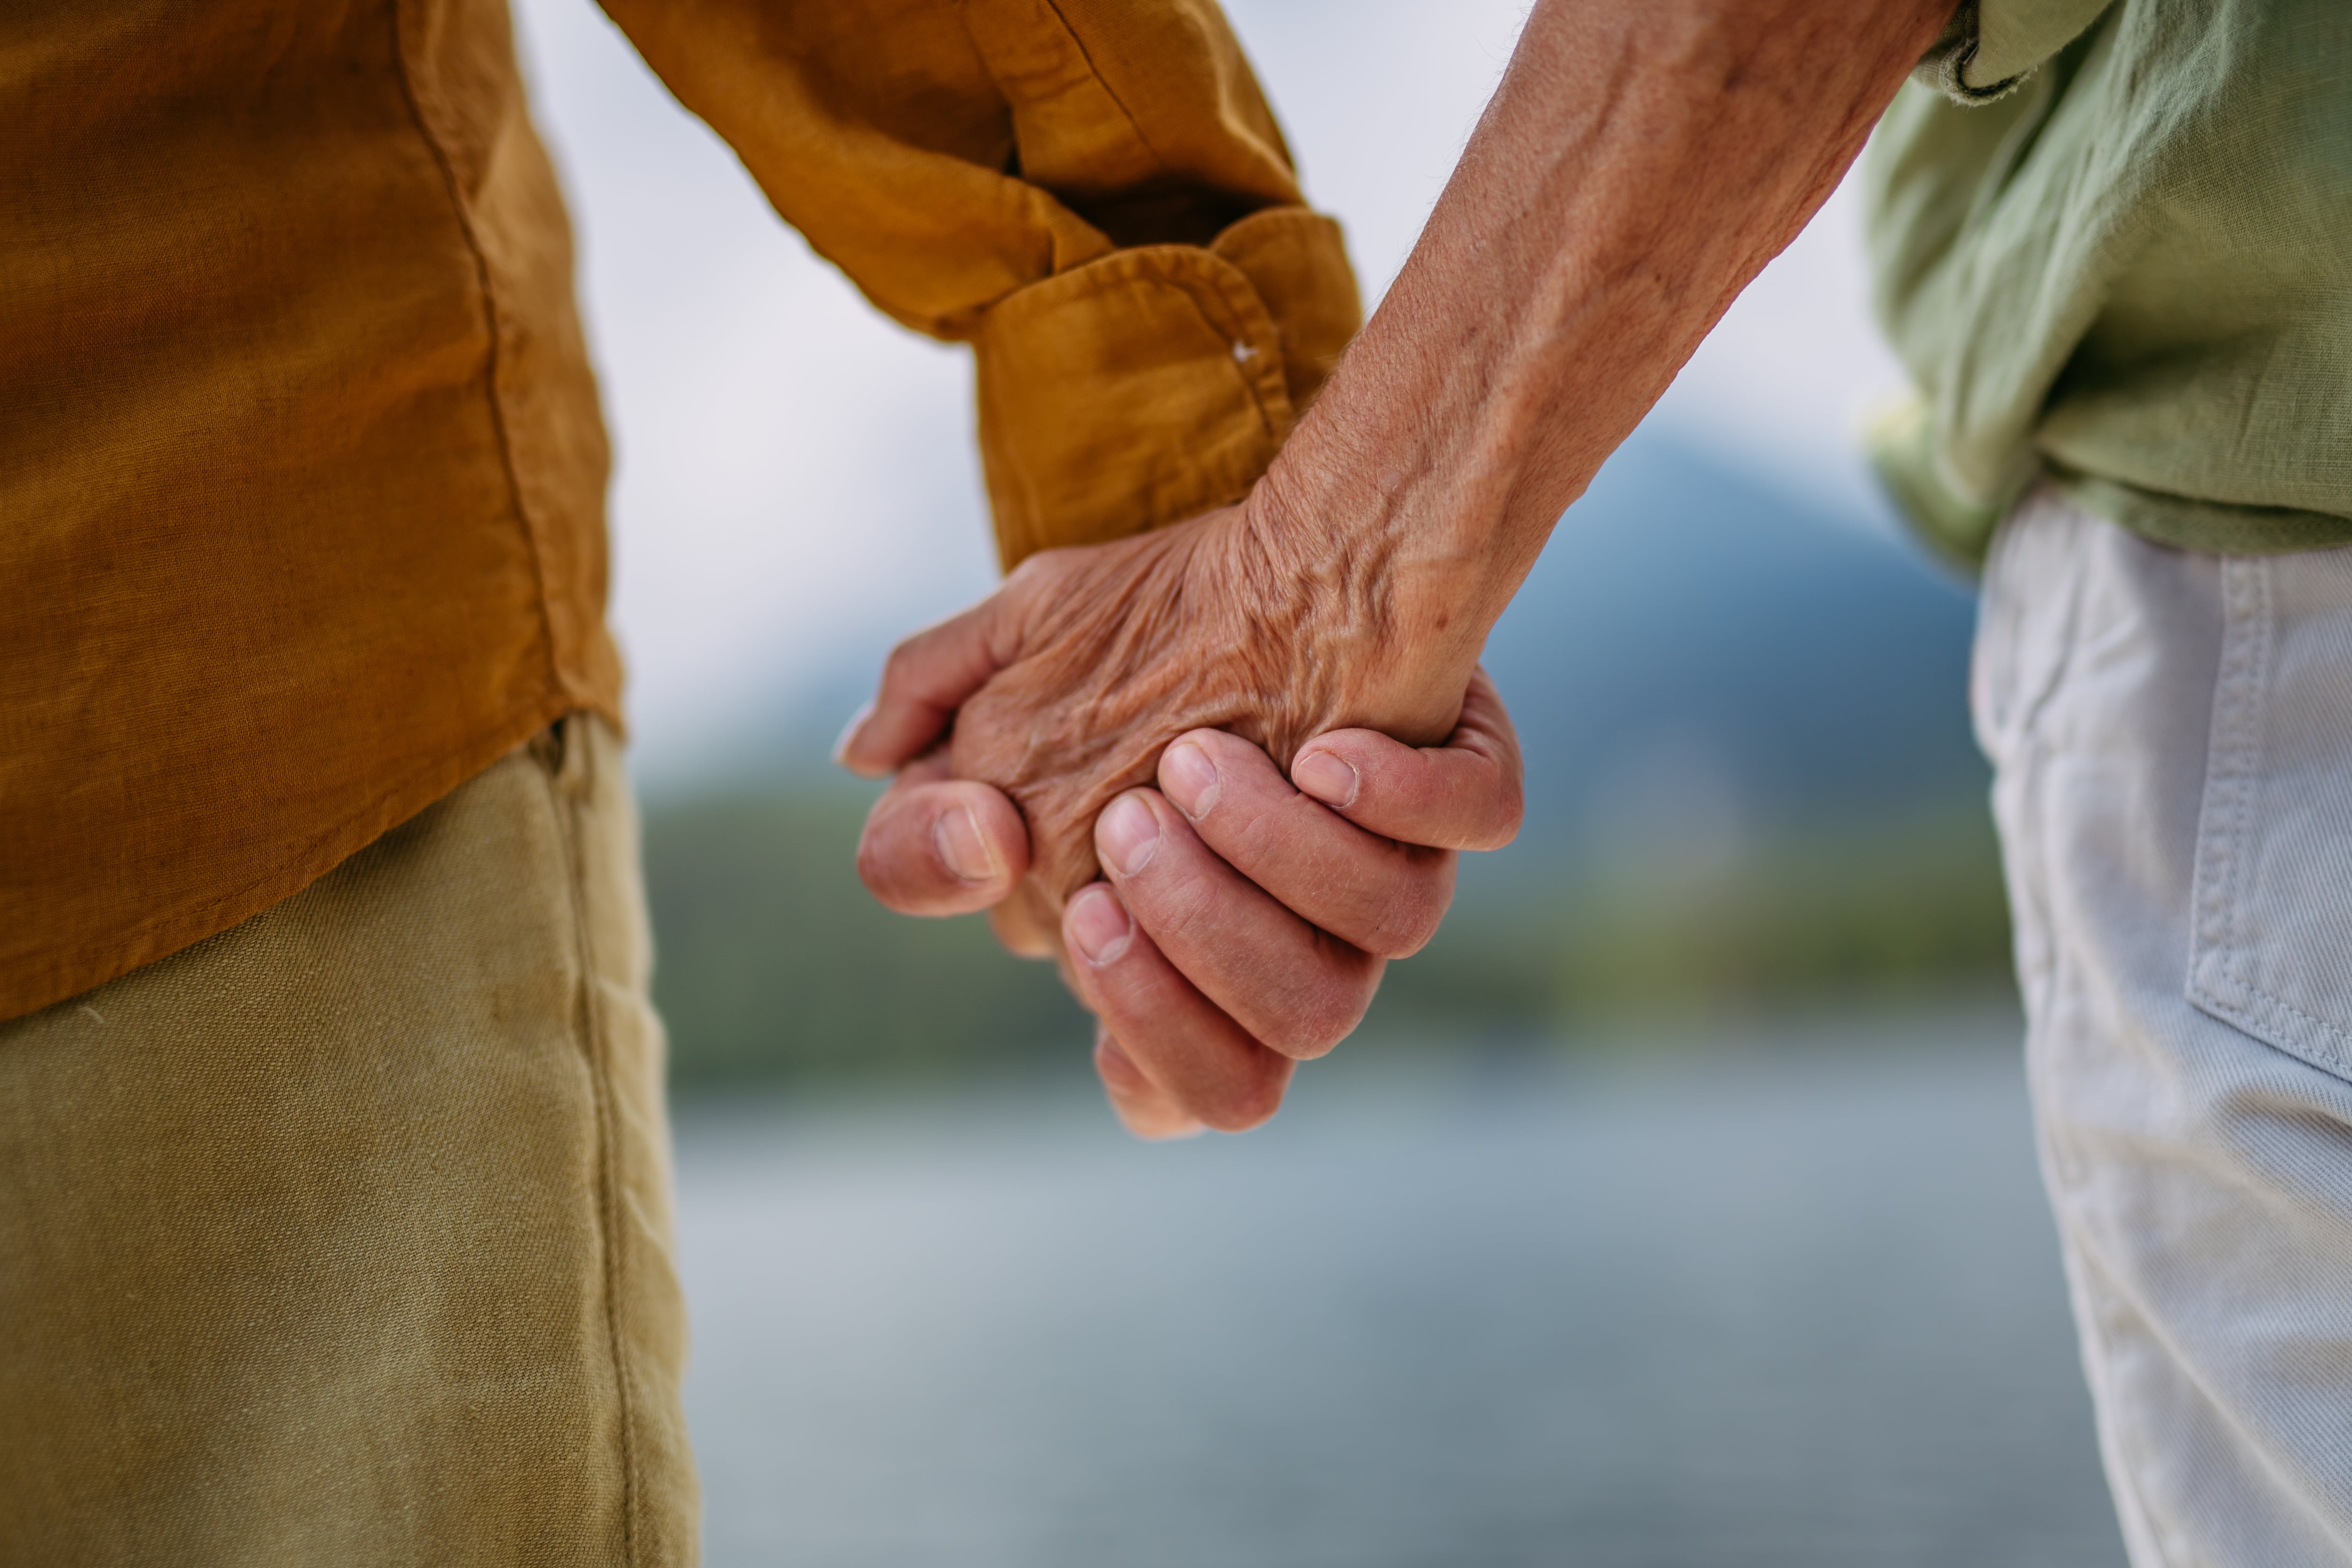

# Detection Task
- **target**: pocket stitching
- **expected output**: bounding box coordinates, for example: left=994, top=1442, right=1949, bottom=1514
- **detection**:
left=2189, top=557, right=2267, bottom=976
left=2222, top=985, right=2352, bottom=1062
left=2184, top=557, right=2352, bottom=1075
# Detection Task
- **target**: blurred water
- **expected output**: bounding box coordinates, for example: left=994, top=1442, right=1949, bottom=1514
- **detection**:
left=674, top=1013, right=2128, bottom=1568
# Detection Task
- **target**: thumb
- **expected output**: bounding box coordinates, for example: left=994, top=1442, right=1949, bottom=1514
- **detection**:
left=1288, top=665, right=1525, bottom=852
left=834, top=592, right=1019, bottom=777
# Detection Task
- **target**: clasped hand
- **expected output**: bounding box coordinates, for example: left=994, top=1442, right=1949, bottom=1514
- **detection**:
left=838, top=494, right=1522, bottom=1138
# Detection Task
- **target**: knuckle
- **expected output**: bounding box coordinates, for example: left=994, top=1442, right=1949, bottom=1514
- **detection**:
left=1324, top=855, right=1443, bottom=958
left=1001, top=549, right=1083, bottom=619
left=1200, top=726, right=1278, bottom=776
left=1484, top=772, right=1527, bottom=848
left=857, top=796, right=984, bottom=914
left=878, top=637, right=925, bottom=694
left=989, top=897, right=1060, bottom=958
left=1211, top=797, right=1285, bottom=868
left=1140, top=867, right=1222, bottom=946
left=1197, top=1068, right=1287, bottom=1133
left=1375, top=925, right=1436, bottom=961
left=1360, top=914, right=1433, bottom=960
left=1265, top=970, right=1372, bottom=1060
left=1362, top=871, right=1450, bottom=957
left=1007, top=545, right=1070, bottom=587
left=1445, top=764, right=1524, bottom=852
left=1092, top=1036, right=1152, bottom=1097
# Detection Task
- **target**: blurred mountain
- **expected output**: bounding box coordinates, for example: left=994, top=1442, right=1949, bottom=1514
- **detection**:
left=1479, top=428, right=1982, bottom=859
left=1373, top=429, right=2004, bottom=1034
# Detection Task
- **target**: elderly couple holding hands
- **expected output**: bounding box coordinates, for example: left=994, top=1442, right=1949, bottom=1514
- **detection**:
left=11, top=0, right=2352, bottom=1564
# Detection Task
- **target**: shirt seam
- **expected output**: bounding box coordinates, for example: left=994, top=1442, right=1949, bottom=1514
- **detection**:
left=385, top=0, right=565, bottom=702
left=1034, top=0, right=1173, bottom=181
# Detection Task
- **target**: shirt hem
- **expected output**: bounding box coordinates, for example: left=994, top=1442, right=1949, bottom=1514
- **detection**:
left=0, top=687, right=617, bottom=1024
left=2043, top=467, right=2352, bottom=558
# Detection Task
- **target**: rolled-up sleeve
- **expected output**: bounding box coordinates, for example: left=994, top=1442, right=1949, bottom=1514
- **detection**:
left=595, top=0, right=1361, bottom=567
left=1913, top=0, right=2115, bottom=102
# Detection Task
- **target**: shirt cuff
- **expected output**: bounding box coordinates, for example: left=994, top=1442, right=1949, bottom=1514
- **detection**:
left=1913, top=0, right=2114, bottom=103
left=972, top=207, right=1360, bottom=571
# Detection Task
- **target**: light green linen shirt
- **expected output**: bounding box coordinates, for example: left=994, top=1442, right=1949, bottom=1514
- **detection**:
left=1863, top=0, right=2352, bottom=565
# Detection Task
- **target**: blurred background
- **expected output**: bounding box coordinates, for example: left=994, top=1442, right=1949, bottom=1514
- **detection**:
left=512, top=2, right=2124, bottom=1563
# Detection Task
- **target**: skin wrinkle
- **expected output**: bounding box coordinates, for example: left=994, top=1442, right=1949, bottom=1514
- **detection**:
left=1086, top=673, right=1514, bottom=1119
left=956, top=501, right=1367, bottom=904
left=1132, top=812, right=1376, bottom=1054
left=1084, top=927, right=1285, bottom=1126
left=1170, top=730, right=1451, bottom=954
left=1351, top=853, right=1445, bottom=955
left=1014, top=664, right=1516, bottom=1127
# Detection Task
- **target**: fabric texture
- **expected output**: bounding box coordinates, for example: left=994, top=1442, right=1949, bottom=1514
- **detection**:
left=0, top=0, right=1359, bottom=1023
left=1863, top=0, right=2352, bottom=567
left=0, top=715, right=696, bottom=1567
left=1978, top=489, right=2352, bottom=1565
left=1911, top=0, right=2114, bottom=101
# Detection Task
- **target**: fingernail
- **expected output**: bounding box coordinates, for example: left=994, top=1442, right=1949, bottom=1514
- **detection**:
left=1159, top=741, right=1220, bottom=819
left=1293, top=749, right=1359, bottom=807
left=830, top=700, right=874, bottom=766
left=1097, top=792, right=1161, bottom=876
left=1068, top=884, right=1133, bottom=964
left=932, top=803, right=997, bottom=884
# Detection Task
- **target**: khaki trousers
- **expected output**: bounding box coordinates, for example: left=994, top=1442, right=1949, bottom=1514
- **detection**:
left=0, top=716, right=697, bottom=1566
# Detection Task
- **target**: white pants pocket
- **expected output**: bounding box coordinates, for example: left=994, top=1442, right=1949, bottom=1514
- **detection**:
left=2187, top=553, right=2352, bottom=1082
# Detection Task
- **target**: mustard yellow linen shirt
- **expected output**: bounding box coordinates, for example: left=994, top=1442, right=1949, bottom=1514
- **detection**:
left=0, top=0, right=1360, bottom=1021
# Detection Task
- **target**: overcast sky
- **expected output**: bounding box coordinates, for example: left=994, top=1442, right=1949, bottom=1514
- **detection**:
left=510, top=0, right=1911, bottom=783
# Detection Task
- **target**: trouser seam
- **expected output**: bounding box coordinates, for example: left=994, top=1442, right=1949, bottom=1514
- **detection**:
left=1990, top=509, right=2183, bottom=1568
left=547, top=718, right=644, bottom=1568
left=2009, top=755, right=2170, bottom=1568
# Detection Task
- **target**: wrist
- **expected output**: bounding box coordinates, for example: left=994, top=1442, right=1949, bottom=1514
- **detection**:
left=1238, top=443, right=1500, bottom=747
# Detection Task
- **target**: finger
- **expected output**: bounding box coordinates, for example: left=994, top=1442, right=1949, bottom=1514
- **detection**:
left=1157, top=730, right=1456, bottom=959
left=988, top=878, right=1064, bottom=960
left=855, top=755, right=1030, bottom=916
left=834, top=597, right=1017, bottom=778
left=1062, top=882, right=1293, bottom=1132
left=1288, top=665, right=1525, bottom=851
left=1095, top=789, right=1383, bottom=1059
left=1093, top=1027, right=1205, bottom=1141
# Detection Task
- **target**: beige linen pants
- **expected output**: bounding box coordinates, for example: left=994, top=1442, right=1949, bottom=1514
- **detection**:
left=0, top=716, right=696, bottom=1566
left=1983, top=491, right=2352, bottom=1565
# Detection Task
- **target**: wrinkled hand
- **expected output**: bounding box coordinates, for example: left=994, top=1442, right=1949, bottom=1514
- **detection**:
left=836, top=498, right=1478, bottom=947
left=866, top=501, right=1477, bottom=883
left=1064, top=671, right=1520, bottom=1136
left=851, top=664, right=1521, bottom=1137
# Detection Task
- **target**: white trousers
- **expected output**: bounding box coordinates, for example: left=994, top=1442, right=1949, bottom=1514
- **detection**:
left=1980, top=490, right=2352, bottom=1566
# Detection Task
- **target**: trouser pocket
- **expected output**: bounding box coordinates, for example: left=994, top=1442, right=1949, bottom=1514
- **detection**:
left=2187, top=552, right=2352, bottom=1082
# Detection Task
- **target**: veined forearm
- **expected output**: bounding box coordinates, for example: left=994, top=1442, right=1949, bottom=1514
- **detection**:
left=1258, top=0, right=1954, bottom=703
